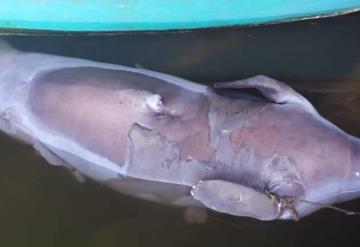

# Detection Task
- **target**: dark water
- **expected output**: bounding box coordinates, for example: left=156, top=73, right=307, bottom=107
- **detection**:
left=1, top=13, right=360, bottom=247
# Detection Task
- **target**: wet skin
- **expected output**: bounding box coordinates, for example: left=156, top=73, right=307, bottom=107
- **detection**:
left=1, top=43, right=360, bottom=221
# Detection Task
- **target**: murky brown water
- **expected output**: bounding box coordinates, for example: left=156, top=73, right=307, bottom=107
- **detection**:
left=1, top=12, right=360, bottom=247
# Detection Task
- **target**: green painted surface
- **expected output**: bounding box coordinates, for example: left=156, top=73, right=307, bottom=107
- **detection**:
left=0, top=0, right=360, bottom=32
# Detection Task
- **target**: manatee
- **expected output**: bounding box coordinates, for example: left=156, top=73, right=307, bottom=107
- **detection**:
left=0, top=41, right=359, bottom=221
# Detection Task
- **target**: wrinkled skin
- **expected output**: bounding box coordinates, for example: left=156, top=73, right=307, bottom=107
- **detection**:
left=1, top=42, right=359, bottom=221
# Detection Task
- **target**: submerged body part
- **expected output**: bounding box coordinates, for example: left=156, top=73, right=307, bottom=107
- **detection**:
left=0, top=42, right=359, bottom=221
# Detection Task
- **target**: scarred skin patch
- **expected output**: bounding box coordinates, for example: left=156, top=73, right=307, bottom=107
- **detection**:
left=156, top=95, right=217, bottom=163
left=126, top=123, right=211, bottom=186
left=228, top=106, right=350, bottom=186
left=27, top=67, right=214, bottom=171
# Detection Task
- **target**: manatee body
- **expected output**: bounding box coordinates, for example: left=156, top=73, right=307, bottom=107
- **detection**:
left=0, top=42, right=359, bottom=221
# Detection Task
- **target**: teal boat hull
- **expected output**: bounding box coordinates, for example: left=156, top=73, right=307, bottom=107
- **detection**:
left=0, top=0, right=360, bottom=32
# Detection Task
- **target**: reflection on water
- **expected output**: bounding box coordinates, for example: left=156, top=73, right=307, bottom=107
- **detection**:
left=1, top=12, right=360, bottom=247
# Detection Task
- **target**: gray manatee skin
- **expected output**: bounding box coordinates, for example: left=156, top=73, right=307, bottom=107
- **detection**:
left=0, top=41, right=359, bottom=221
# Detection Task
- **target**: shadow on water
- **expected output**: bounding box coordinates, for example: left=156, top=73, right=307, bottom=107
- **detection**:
left=1, top=12, right=360, bottom=247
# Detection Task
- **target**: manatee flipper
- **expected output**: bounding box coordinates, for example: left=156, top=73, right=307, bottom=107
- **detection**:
left=214, top=75, right=315, bottom=112
left=191, top=180, right=280, bottom=221
left=33, top=140, right=86, bottom=183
